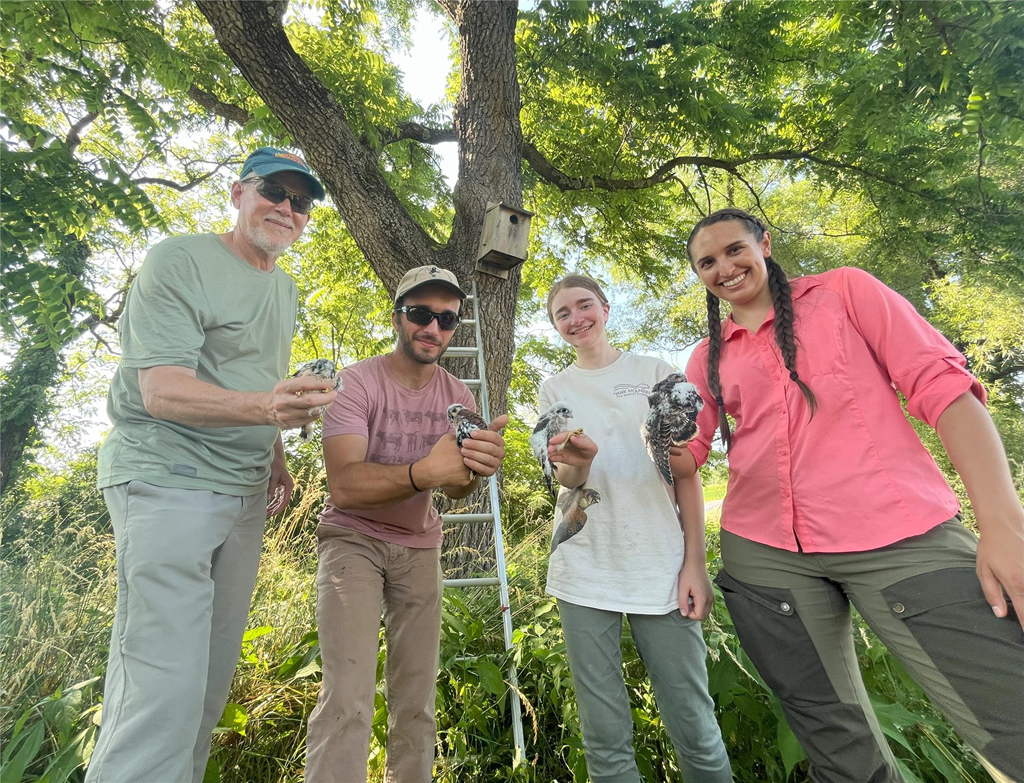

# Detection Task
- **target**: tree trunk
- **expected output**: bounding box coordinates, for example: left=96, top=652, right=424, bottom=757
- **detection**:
left=431, top=0, right=523, bottom=573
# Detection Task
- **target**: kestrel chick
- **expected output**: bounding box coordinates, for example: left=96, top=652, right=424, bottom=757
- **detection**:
left=530, top=401, right=574, bottom=497
left=640, top=372, right=704, bottom=485
left=292, top=359, right=343, bottom=442
left=447, top=403, right=487, bottom=448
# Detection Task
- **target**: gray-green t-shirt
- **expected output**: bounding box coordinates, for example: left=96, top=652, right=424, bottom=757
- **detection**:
left=97, top=234, right=298, bottom=495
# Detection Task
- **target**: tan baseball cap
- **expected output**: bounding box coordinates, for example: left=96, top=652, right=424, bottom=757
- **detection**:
left=395, top=265, right=467, bottom=302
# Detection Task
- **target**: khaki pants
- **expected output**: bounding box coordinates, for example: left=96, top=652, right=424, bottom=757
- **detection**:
left=718, top=520, right=1024, bottom=782
left=85, top=481, right=266, bottom=783
left=305, top=525, right=442, bottom=783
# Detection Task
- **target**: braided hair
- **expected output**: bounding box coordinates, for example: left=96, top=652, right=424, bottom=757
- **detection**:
left=686, top=208, right=816, bottom=452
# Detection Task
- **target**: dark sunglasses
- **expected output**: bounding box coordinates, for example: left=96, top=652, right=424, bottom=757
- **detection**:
left=242, top=176, right=315, bottom=215
left=395, top=305, right=461, bottom=331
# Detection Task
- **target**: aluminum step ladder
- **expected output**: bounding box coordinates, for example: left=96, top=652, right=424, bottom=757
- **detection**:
left=440, top=280, right=525, bottom=767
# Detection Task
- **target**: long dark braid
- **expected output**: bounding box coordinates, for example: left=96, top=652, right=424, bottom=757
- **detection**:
left=704, top=289, right=733, bottom=451
left=687, top=208, right=815, bottom=451
left=765, top=256, right=817, bottom=414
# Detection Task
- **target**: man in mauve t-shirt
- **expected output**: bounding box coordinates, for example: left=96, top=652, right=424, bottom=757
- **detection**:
left=304, top=266, right=508, bottom=783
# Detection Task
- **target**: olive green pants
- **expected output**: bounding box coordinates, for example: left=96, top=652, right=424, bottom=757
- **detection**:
left=717, top=520, right=1023, bottom=783
left=558, top=600, right=732, bottom=783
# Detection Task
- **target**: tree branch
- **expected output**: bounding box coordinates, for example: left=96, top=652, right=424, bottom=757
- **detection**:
left=65, top=111, right=98, bottom=154
left=134, top=159, right=236, bottom=191
left=187, top=85, right=252, bottom=126
left=380, top=121, right=458, bottom=146
left=186, top=83, right=457, bottom=152
left=523, top=140, right=934, bottom=202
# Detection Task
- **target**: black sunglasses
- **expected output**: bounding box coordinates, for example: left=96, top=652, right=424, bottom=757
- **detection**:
left=395, top=305, right=461, bottom=331
left=242, top=176, right=315, bottom=215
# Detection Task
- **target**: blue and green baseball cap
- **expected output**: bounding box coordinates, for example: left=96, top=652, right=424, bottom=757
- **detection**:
left=239, top=147, right=326, bottom=200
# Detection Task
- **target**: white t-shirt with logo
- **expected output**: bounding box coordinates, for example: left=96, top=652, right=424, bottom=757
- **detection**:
left=539, top=352, right=685, bottom=614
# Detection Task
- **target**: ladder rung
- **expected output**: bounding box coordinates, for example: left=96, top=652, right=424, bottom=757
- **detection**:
left=461, top=379, right=481, bottom=388
left=459, top=319, right=477, bottom=327
left=444, top=577, right=500, bottom=588
left=441, top=513, right=494, bottom=524
left=443, top=346, right=480, bottom=358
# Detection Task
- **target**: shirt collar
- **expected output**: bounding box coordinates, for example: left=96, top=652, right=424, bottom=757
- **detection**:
left=720, top=274, right=822, bottom=342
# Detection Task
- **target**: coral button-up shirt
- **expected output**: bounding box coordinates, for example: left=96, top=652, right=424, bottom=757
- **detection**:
left=685, top=266, right=986, bottom=553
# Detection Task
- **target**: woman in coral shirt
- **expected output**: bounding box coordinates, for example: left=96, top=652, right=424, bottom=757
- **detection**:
left=674, top=208, right=1023, bottom=782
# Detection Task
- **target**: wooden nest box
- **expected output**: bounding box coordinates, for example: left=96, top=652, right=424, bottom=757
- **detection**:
left=474, top=201, right=534, bottom=279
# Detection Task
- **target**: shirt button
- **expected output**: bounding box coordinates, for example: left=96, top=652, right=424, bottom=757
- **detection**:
left=780, top=602, right=791, bottom=612
left=779, top=449, right=788, bottom=456
left=893, top=603, right=906, bottom=614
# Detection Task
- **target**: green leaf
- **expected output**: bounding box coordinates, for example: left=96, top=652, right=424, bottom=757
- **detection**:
left=0, top=718, right=46, bottom=782
left=214, top=702, right=247, bottom=736
left=242, top=625, right=274, bottom=642
left=776, top=717, right=806, bottom=777
left=474, top=660, right=506, bottom=698
left=202, top=756, right=221, bottom=783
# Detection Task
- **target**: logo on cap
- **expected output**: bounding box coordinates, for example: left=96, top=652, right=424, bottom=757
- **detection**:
left=274, top=151, right=308, bottom=169
left=428, top=267, right=439, bottom=276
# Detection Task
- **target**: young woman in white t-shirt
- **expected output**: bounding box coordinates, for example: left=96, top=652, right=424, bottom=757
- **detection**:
left=539, top=275, right=731, bottom=782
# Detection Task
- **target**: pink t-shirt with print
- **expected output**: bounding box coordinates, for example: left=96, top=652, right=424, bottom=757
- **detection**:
left=318, top=354, right=475, bottom=548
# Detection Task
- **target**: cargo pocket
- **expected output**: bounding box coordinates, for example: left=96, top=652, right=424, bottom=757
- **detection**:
left=713, top=569, right=836, bottom=704
left=715, top=569, right=898, bottom=781
left=882, top=567, right=1024, bottom=774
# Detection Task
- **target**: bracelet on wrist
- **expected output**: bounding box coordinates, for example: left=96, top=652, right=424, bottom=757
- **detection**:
left=409, top=462, right=423, bottom=493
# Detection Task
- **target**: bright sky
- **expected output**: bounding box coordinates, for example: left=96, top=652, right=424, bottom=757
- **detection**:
left=391, top=9, right=459, bottom=187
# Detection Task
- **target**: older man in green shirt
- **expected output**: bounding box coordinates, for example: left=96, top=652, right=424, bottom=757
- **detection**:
left=88, top=149, right=336, bottom=783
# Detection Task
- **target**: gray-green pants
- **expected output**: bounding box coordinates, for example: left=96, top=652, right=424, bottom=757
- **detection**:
left=85, top=481, right=266, bottom=783
left=558, top=600, right=733, bottom=783
left=718, top=520, right=1024, bottom=783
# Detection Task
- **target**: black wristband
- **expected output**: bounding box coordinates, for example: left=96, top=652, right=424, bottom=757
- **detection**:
left=409, top=462, right=423, bottom=493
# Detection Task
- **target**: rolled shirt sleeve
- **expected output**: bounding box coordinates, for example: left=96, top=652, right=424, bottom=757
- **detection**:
left=839, top=266, right=985, bottom=427
left=684, top=342, right=717, bottom=468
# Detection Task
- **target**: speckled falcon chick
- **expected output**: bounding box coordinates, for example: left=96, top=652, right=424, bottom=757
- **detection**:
left=530, top=401, right=578, bottom=498
left=291, top=359, right=343, bottom=442
left=447, top=403, right=488, bottom=447
left=640, top=372, right=704, bottom=485
left=447, top=403, right=489, bottom=478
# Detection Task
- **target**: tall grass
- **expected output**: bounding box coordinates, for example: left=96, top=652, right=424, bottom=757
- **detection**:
left=1, top=462, right=996, bottom=782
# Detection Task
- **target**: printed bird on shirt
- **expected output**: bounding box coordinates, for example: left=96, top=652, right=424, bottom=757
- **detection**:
left=551, top=486, right=601, bottom=552
left=640, top=372, right=704, bottom=485
left=291, top=359, right=343, bottom=442
left=530, top=401, right=580, bottom=497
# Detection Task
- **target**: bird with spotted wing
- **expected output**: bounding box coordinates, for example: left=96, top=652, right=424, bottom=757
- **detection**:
left=447, top=403, right=488, bottom=448
left=291, top=359, right=343, bottom=442
left=530, top=401, right=579, bottom=497
left=640, top=372, right=704, bottom=485
left=447, top=403, right=489, bottom=478
left=551, top=486, right=601, bottom=552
